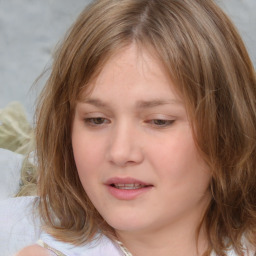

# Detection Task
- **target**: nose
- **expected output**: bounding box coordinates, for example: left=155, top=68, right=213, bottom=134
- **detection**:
left=107, top=121, right=144, bottom=167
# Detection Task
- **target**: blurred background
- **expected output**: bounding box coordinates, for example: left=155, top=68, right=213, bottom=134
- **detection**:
left=0, top=0, right=255, bottom=123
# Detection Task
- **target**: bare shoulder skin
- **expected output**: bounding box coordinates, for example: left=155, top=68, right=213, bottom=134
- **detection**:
left=16, top=245, right=51, bottom=256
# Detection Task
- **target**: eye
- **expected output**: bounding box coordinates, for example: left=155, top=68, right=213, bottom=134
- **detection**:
left=84, top=117, right=110, bottom=126
left=147, top=119, right=175, bottom=127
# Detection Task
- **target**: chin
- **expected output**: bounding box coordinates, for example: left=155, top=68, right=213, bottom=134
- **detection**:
left=104, top=215, right=151, bottom=233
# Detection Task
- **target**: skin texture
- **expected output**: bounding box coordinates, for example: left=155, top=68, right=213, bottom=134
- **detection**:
left=72, top=44, right=212, bottom=256
left=16, top=245, right=51, bottom=256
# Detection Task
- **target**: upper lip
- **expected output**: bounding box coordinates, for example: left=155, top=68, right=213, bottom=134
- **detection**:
left=105, top=177, right=152, bottom=186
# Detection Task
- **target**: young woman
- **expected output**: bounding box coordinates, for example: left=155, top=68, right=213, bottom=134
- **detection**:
left=17, top=0, right=256, bottom=255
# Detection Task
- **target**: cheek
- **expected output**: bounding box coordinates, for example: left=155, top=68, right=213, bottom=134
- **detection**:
left=150, top=131, right=210, bottom=188
left=72, top=138, right=102, bottom=175
left=72, top=137, right=102, bottom=201
left=150, top=132, right=195, bottom=169
left=71, top=124, right=102, bottom=178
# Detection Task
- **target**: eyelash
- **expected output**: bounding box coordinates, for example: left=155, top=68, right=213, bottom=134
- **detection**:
left=84, top=117, right=110, bottom=126
left=146, top=119, right=175, bottom=127
left=84, top=117, right=175, bottom=128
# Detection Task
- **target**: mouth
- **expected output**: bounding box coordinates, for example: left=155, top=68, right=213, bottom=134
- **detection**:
left=110, top=183, right=152, bottom=190
left=106, top=177, right=152, bottom=189
left=105, top=177, right=153, bottom=200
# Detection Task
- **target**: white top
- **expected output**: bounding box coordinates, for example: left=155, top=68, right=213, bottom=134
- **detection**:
left=0, top=196, right=255, bottom=256
left=0, top=196, right=41, bottom=256
left=37, top=232, right=125, bottom=256
left=0, top=196, right=124, bottom=256
left=37, top=234, right=254, bottom=256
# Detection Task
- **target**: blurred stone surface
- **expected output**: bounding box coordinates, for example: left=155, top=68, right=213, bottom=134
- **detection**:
left=0, top=0, right=255, bottom=122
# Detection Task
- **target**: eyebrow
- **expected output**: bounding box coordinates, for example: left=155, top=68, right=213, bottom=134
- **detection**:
left=136, top=99, right=182, bottom=108
left=80, top=98, right=182, bottom=109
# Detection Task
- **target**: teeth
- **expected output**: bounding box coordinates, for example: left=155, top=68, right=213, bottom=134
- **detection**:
left=113, top=183, right=146, bottom=189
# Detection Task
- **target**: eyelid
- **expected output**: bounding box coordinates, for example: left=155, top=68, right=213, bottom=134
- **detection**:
left=146, top=119, right=175, bottom=127
left=144, top=113, right=176, bottom=127
left=145, top=114, right=176, bottom=120
left=83, top=117, right=111, bottom=127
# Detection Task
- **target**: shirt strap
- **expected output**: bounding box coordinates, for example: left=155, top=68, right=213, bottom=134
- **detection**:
left=36, top=240, right=67, bottom=256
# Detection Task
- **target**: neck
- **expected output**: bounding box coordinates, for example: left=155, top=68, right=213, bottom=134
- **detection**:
left=117, top=223, right=209, bottom=256
left=115, top=200, right=210, bottom=256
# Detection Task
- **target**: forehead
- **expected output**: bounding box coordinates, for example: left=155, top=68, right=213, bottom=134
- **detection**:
left=79, top=44, right=181, bottom=102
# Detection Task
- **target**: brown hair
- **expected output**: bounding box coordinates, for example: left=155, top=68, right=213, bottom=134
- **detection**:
left=35, top=0, right=256, bottom=255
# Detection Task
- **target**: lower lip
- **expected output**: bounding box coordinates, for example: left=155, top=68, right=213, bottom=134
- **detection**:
left=107, top=185, right=153, bottom=200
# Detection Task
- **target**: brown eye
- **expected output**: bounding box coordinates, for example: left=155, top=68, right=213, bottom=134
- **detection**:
left=92, top=118, right=106, bottom=124
left=84, top=117, right=109, bottom=126
left=149, top=119, right=175, bottom=127
left=153, top=120, right=167, bottom=125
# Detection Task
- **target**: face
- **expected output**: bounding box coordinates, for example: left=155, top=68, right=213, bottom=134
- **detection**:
left=72, top=44, right=211, bottom=237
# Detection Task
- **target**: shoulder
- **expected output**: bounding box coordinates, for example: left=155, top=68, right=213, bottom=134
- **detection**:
left=16, top=245, right=50, bottom=256
left=38, top=232, right=124, bottom=256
